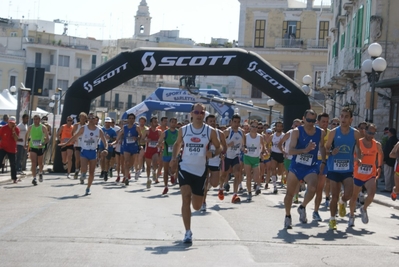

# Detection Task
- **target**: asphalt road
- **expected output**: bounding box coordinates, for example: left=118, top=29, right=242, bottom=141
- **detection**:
left=0, top=171, right=398, bottom=267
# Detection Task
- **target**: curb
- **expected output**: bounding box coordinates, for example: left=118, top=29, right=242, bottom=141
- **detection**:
left=372, top=198, right=399, bottom=210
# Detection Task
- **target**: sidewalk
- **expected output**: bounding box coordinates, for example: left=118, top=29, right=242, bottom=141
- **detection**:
left=1, top=163, right=398, bottom=210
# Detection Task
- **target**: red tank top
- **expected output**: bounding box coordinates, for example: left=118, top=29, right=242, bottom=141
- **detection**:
left=147, top=128, right=160, bottom=149
left=354, top=138, right=378, bottom=181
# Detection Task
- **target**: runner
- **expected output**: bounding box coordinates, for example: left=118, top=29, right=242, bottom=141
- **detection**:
left=221, top=114, right=245, bottom=203
left=72, top=112, right=87, bottom=179
left=170, top=103, right=221, bottom=243
left=389, top=141, right=399, bottom=201
left=313, top=112, right=330, bottom=221
left=113, top=120, right=124, bottom=182
left=262, top=129, right=273, bottom=189
left=144, top=117, right=161, bottom=188
left=41, top=115, right=52, bottom=164
left=57, top=116, right=74, bottom=178
left=284, top=109, right=326, bottom=229
left=60, top=113, right=108, bottom=195
left=202, top=114, right=227, bottom=211
left=244, top=120, right=265, bottom=201
left=99, top=117, right=117, bottom=181
left=158, top=117, right=178, bottom=195
left=114, top=113, right=140, bottom=186
left=348, top=123, right=383, bottom=226
left=325, top=107, right=361, bottom=230
left=270, top=121, right=285, bottom=194
left=156, top=116, right=169, bottom=179
left=136, top=117, right=148, bottom=176
left=25, top=115, right=49, bottom=185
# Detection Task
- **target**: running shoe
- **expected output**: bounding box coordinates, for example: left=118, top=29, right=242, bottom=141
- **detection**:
left=358, top=192, right=365, bottom=205
left=391, top=191, right=397, bottom=201
left=255, top=188, right=261, bottom=195
left=218, top=189, right=224, bottom=200
left=99, top=171, right=104, bottom=178
left=325, top=198, right=330, bottom=208
left=80, top=176, right=85, bottom=185
left=200, top=202, right=206, bottom=212
left=135, top=172, right=139, bottom=180
left=125, top=178, right=130, bottom=186
left=13, top=179, right=18, bottom=184
left=329, top=219, right=337, bottom=230
left=170, top=175, right=175, bottom=185
left=231, top=194, right=241, bottom=203
left=348, top=215, right=355, bottom=227
left=273, top=186, right=277, bottom=194
left=146, top=179, right=151, bottom=189
left=154, top=179, right=160, bottom=184
left=32, top=178, right=37, bottom=186
left=109, top=169, right=113, bottom=178
left=312, top=211, right=322, bottom=222
left=63, top=164, right=67, bottom=170
left=183, top=230, right=192, bottom=244
left=152, top=170, right=157, bottom=181
left=39, top=173, right=43, bottom=182
left=74, top=170, right=79, bottom=179
left=293, top=194, right=299, bottom=204
left=66, top=174, right=71, bottom=179
left=264, top=183, right=269, bottom=189
left=162, top=187, right=168, bottom=195
left=284, top=216, right=292, bottom=229
left=297, top=206, right=307, bottom=223
left=104, top=172, right=108, bottom=182
left=238, top=186, right=244, bottom=193
left=115, top=176, right=120, bottom=183
left=85, top=188, right=91, bottom=195
left=252, top=183, right=256, bottom=191
left=224, top=183, right=230, bottom=192
left=247, top=192, right=252, bottom=202
left=338, top=201, right=346, bottom=218
left=360, top=206, right=369, bottom=224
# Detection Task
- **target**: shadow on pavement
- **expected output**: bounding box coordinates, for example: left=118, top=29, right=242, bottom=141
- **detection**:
left=51, top=184, right=77, bottom=187
left=127, top=188, right=146, bottom=193
left=4, top=185, right=33, bottom=189
left=390, top=236, right=399, bottom=240
left=145, top=241, right=196, bottom=254
left=390, top=213, right=399, bottom=220
left=272, top=202, right=285, bottom=209
left=311, top=229, right=348, bottom=241
left=56, top=194, right=83, bottom=200
left=345, top=227, right=375, bottom=236
left=45, top=177, right=62, bottom=180
left=274, top=229, right=310, bottom=243
left=209, top=204, right=236, bottom=211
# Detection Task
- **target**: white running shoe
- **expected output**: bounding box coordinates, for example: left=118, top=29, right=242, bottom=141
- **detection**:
left=200, top=202, right=206, bottom=212
left=348, top=215, right=355, bottom=227
left=183, top=230, right=192, bottom=243
left=360, top=206, right=369, bottom=224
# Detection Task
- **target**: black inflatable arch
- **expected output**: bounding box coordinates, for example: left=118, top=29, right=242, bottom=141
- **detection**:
left=54, top=48, right=310, bottom=171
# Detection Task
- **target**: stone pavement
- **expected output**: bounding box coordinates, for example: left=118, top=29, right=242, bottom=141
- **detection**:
left=1, top=161, right=398, bottom=210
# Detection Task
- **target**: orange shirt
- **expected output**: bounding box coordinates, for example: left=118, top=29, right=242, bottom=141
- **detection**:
left=60, top=124, right=73, bottom=143
left=354, top=138, right=378, bottom=181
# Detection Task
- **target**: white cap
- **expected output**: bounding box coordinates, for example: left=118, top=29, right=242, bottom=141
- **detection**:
left=104, top=117, right=112, bottom=122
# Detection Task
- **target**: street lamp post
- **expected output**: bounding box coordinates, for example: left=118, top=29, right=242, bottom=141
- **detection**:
left=247, top=100, right=253, bottom=121
left=362, top=42, right=387, bottom=123
left=267, top=98, right=276, bottom=126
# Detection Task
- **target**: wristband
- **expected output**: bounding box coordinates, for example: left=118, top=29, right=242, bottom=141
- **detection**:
left=321, top=161, right=326, bottom=165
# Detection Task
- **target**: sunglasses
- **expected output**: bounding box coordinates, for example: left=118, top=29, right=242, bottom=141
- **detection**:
left=305, top=118, right=316, bottom=123
left=267, top=132, right=272, bottom=134
left=192, top=110, right=205, bottom=115
left=332, top=123, right=339, bottom=126
left=367, top=131, right=376, bottom=135
left=88, top=117, right=95, bottom=120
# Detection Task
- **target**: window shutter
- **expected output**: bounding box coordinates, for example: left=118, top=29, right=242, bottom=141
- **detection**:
left=364, top=0, right=372, bottom=45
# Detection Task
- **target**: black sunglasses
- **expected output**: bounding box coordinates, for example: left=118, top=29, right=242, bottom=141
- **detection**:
left=305, top=118, right=316, bottom=123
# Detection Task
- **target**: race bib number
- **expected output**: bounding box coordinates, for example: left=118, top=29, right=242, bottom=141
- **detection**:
left=62, top=138, right=69, bottom=143
left=84, top=138, right=96, bottom=148
left=295, top=154, right=313, bottom=166
left=149, top=141, right=158, bottom=148
left=126, top=137, right=136, bottom=144
left=358, top=164, right=372, bottom=175
left=32, top=140, right=42, bottom=146
left=168, top=147, right=173, bottom=153
left=186, top=143, right=205, bottom=156
left=333, top=159, right=350, bottom=171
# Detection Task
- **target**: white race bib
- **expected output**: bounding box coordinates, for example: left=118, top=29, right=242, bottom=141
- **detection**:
left=126, top=137, right=136, bottom=144
left=295, top=154, right=313, bottom=166
left=358, top=164, right=372, bottom=175
left=333, top=159, right=350, bottom=171
left=168, top=146, right=173, bottom=153
left=32, top=140, right=42, bottom=146
left=149, top=141, right=158, bottom=148
left=187, top=143, right=205, bottom=156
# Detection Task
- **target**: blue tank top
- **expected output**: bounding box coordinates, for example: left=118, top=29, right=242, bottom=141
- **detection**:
left=123, top=124, right=139, bottom=146
left=291, top=126, right=321, bottom=168
left=327, top=126, right=356, bottom=173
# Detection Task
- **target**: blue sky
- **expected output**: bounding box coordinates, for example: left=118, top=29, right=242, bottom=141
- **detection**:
left=0, top=0, right=240, bottom=43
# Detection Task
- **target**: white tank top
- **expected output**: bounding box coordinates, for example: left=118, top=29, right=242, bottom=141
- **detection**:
left=81, top=125, right=100, bottom=151
left=113, top=126, right=122, bottom=152
left=226, top=128, right=244, bottom=159
left=284, top=129, right=293, bottom=160
left=271, top=132, right=285, bottom=153
left=180, top=123, right=211, bottom=176
left=74, top=123, right=85, bottom=147
left=245, top=133, right=262, bottom=157
left=208, top=130, right=220, bottom=167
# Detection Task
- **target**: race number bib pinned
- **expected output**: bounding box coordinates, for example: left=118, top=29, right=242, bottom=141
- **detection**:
left=126, top=137, right=136, bottom=144
left=186, top=143, right=205, bottom=156
left=149, top=141, right=158, bottom=148
left=333, top=159, right=350, bottom=171
left=358, top=164, right=372, bottom=175
left=32, top=140, right=42, bottom=146
left=296, top=154, right=313, bottom=166
left=168, top=146, right=173, bottom=153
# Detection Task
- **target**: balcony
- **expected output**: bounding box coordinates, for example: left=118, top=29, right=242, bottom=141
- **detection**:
left=275, top=38, right=304, bottom=49
left=0, top=49, right=26, bottom=57
left=307, top=39, right=328, bottom=49
left=26, top=63, right=50, bottom=72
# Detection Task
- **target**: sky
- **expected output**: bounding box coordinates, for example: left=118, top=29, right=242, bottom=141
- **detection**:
left=0, top=0, right=241, bottom=43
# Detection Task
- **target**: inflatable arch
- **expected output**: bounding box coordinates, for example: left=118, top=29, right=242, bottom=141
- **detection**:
left=55, top=47, right=310, bottom=171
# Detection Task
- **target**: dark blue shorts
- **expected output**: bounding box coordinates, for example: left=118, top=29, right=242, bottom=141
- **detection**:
left=123, top=144, right=139, bottom=155
left=163, top=156, right=172, bottom=162
left=289, top=166, right=318, bottom=181
left=81, top=149, right=97, bottom=160
left=224, top=157, right=239, bottom=171
left=354, top=177, right=375, bottom=187
left=327, top=171, right=353, bottom=183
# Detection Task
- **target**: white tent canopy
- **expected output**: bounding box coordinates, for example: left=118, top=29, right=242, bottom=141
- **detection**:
left=0, top=88, right=49, bottom=117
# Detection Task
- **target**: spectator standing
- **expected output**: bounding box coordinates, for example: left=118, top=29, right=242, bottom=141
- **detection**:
left=383, top=128, right=398, bottom=192
left=0, top=116, right=20, bottom=183
left=16, top=114, right=29, bottom=174
left=381, top=127, right=389, bottom=150
left=0, top=114, right=9, bottom=126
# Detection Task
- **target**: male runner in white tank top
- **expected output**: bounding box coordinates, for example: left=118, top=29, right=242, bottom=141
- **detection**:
left=270, top=121, right=285, bottom=194
left=72, top=112, right=88, bottom=179
left=170, top=103, right=221, bottom=244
